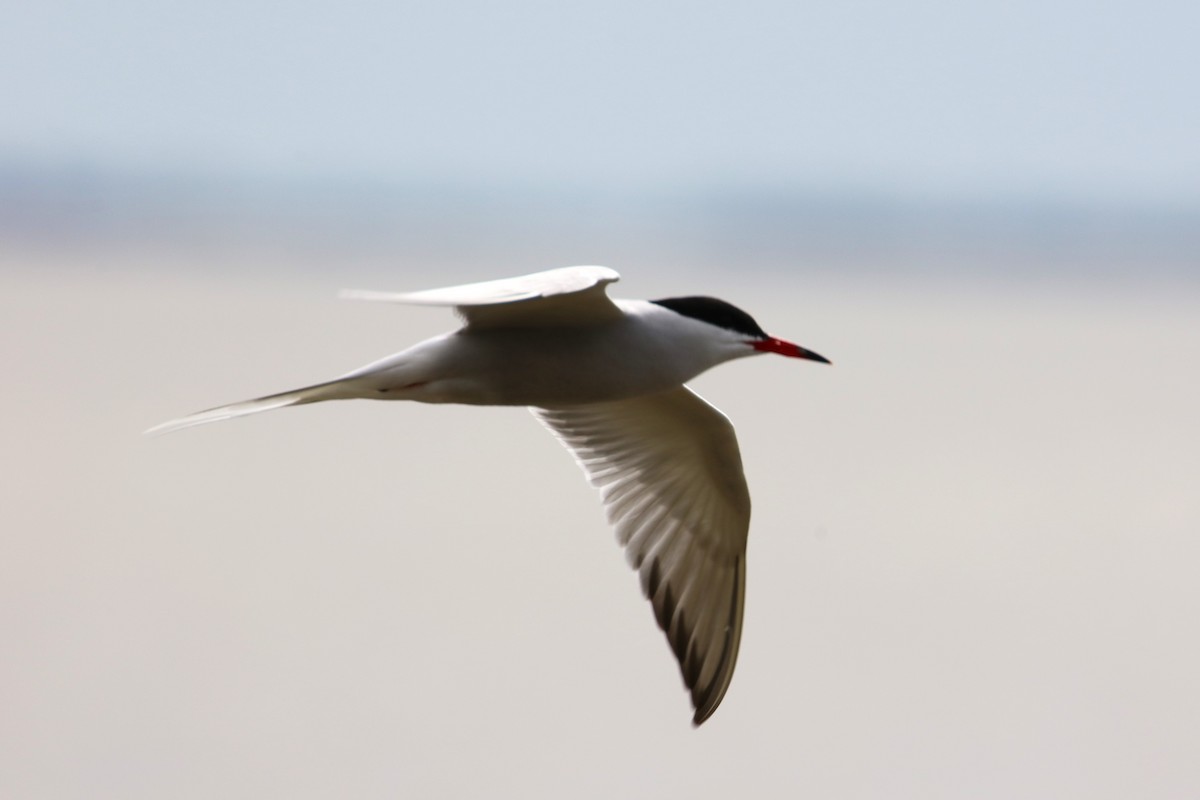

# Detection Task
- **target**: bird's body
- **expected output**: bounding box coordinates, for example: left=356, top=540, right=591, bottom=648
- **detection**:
left=150, top=266, right=829, bottom=724
left=343, top=300, right=743, bottom=406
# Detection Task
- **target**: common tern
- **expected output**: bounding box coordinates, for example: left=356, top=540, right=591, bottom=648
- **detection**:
left=149, top=265, right=830, bottom=724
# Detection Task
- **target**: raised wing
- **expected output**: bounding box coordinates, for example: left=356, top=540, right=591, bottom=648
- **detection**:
left=341, top=265, right=622, bottom=328
left=535, top=387, right=751, bottom=725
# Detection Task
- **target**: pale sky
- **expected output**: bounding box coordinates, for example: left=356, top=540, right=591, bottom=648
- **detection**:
left=4, top=0, right=1199, bottom=201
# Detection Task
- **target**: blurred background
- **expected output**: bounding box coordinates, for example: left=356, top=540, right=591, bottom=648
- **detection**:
left=3, top=1, right=1198, bottom=798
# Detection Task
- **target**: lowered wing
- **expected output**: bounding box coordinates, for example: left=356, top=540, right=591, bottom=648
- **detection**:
left=535, top=386, right=751, bottom=725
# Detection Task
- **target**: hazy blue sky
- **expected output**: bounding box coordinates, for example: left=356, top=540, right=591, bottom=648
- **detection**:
left=5, top=0, right=1199, bottom=200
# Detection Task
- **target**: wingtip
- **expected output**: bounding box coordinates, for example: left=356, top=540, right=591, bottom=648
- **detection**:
left=690, top=695, right=720, bottom=727
left=339, top=288, right=398, bottom=302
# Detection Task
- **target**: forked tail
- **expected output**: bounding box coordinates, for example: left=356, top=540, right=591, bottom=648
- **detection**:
left=145, top=378, right=356, bottom=436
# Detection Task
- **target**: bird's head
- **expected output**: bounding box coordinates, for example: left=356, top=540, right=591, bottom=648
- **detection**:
left=650, top=296, right=831, bottom=365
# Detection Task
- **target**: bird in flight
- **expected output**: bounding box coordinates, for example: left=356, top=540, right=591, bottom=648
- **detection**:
left=149, top=266, right=830, bottom=724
